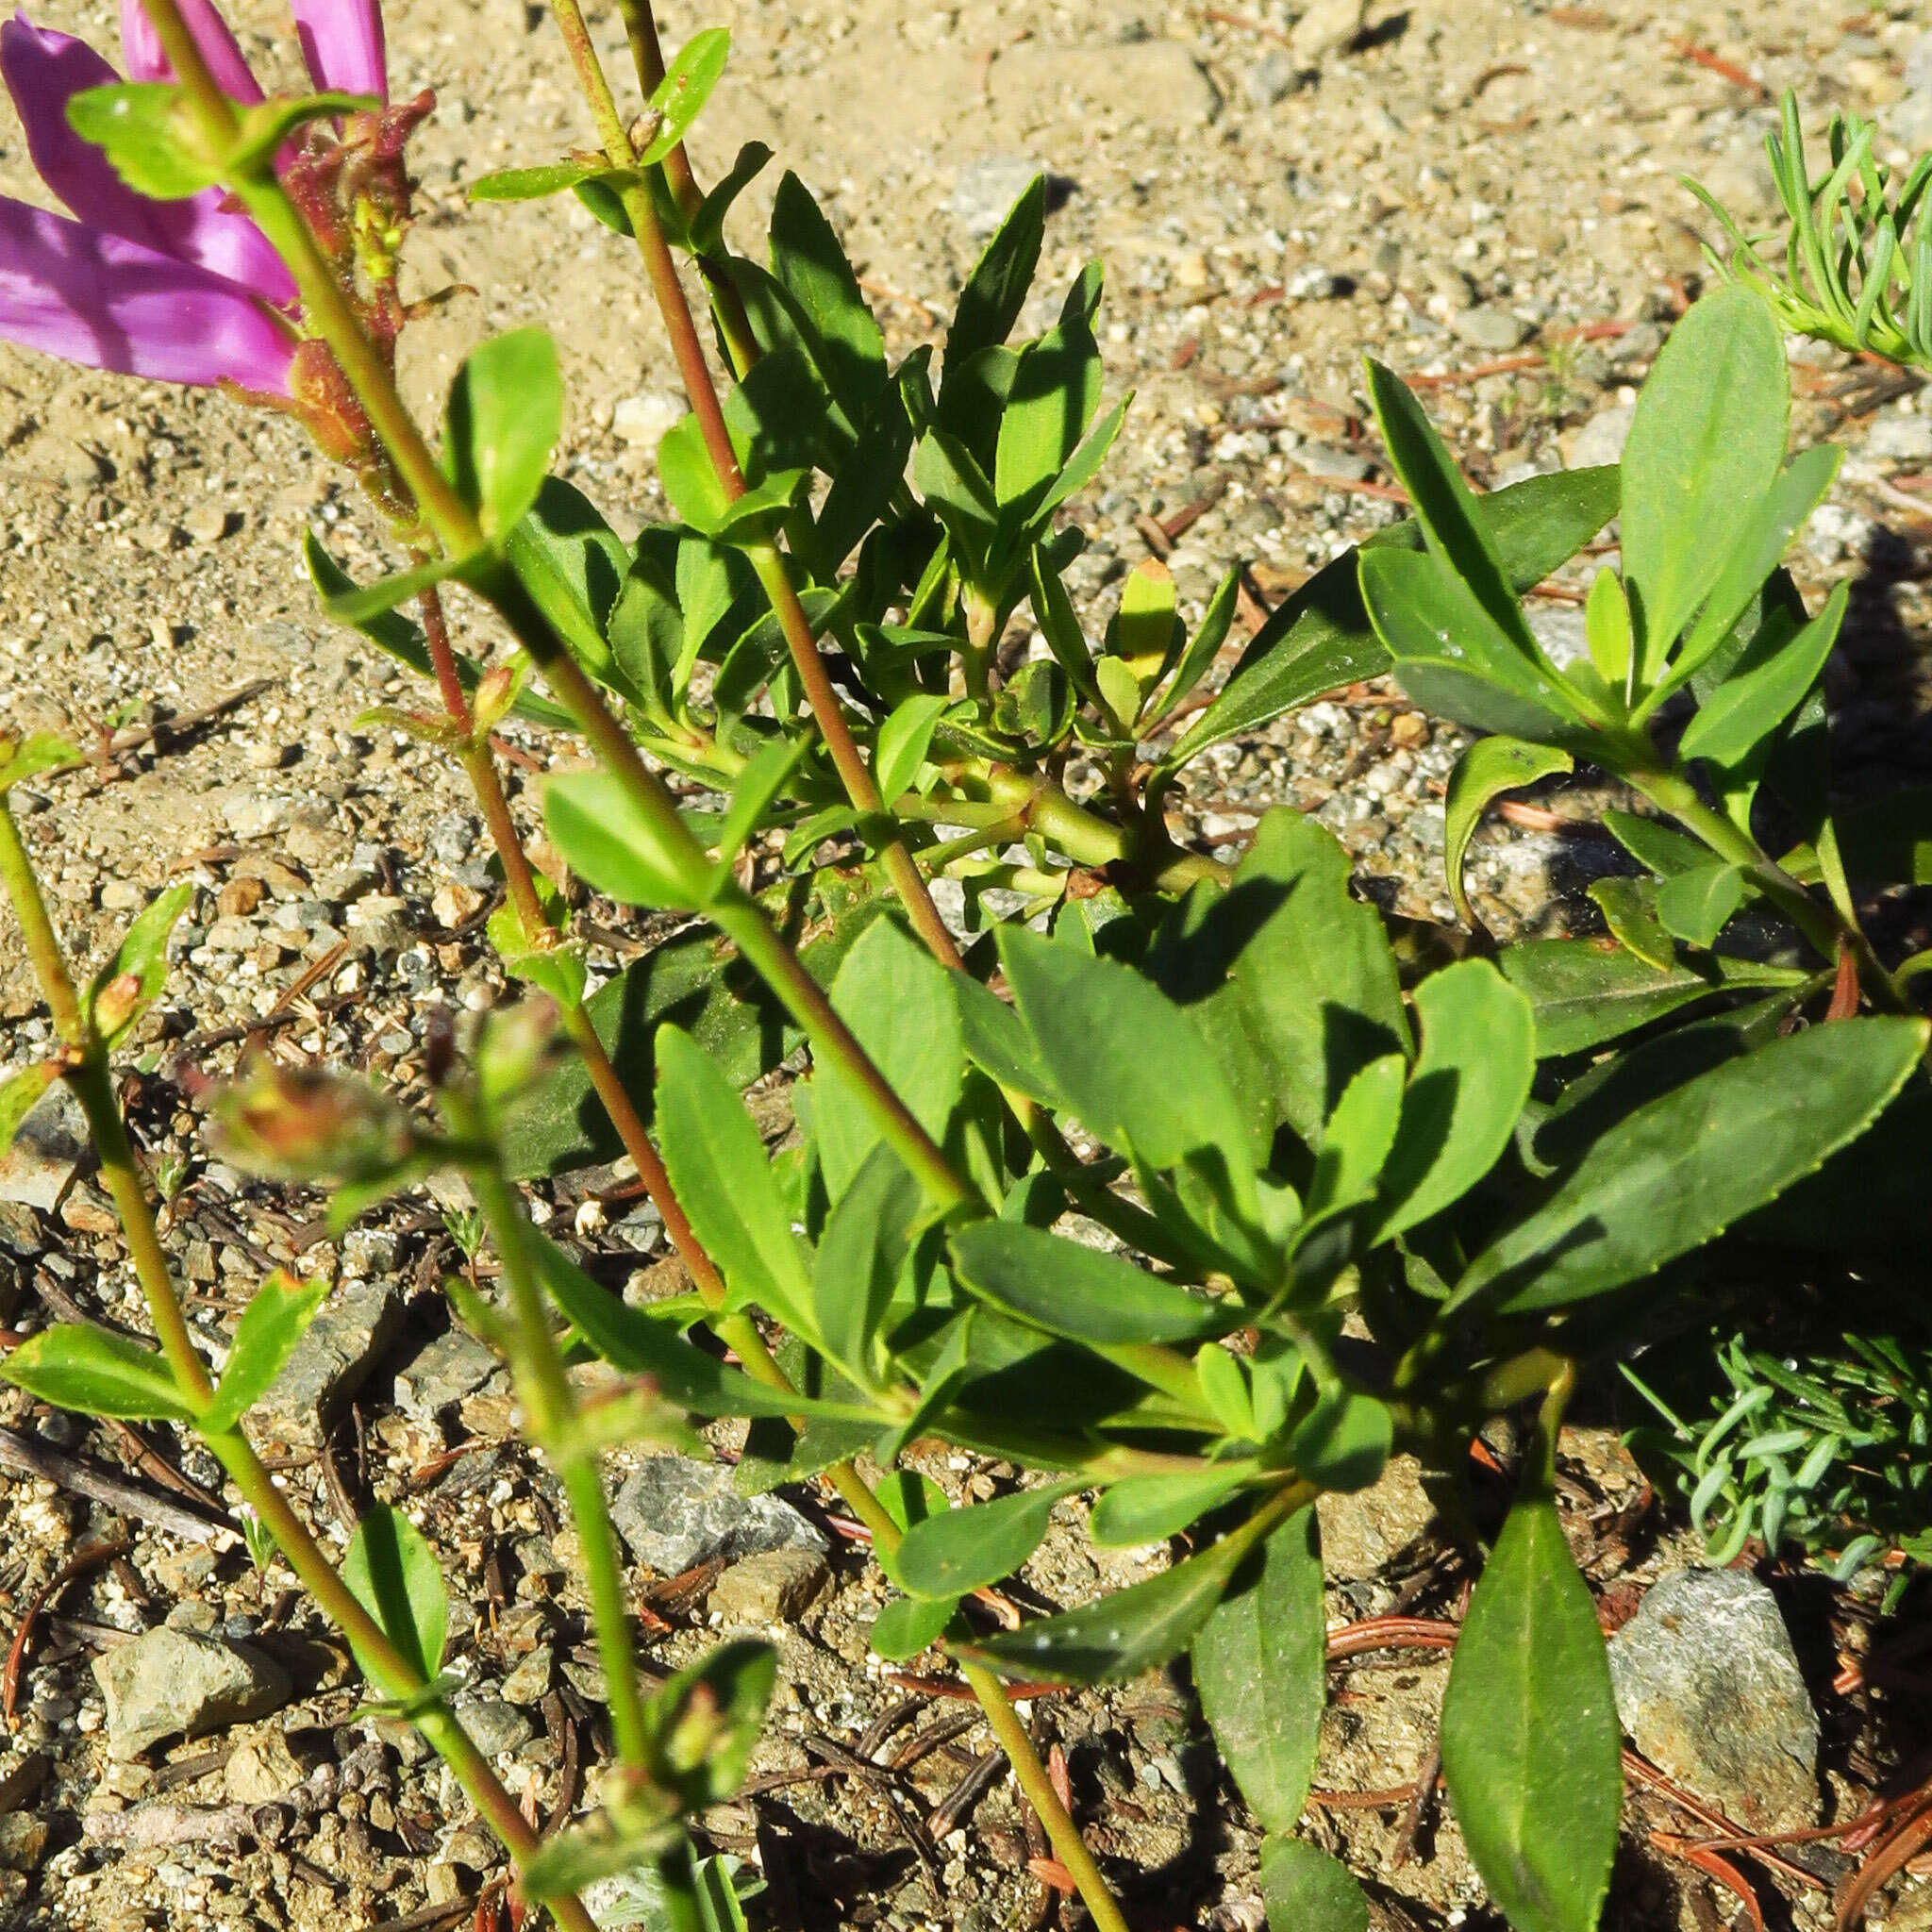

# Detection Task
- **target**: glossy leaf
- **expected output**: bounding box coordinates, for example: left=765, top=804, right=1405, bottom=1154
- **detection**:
left=768, top=172, right=886, bottom=424
left=1162, top=465, right=1618, bottom=770
left=1307, top=1055, right=1406, bottom=1221
left=1192, top=1507, right=1325, bottom=1834
left=1227, top=810, right=1409, bottom=1143
left=1499, top=940, right=1806, bottom=1058
left=203, top=1273, right=327, bottom=1434
left=1618, top=287, right=1789, bottom=679
left=1442, top=737, right=1574, bottom=930
left=814, top=1143, right=921, bottom=1379
left=1583, top=565, right=1632, bottom=688
left=544, top=768, right=706, bottom=910
left=1654, top=860, right=1745, bottom=949
left=1452, top=1016, right=1927, bottom=1311
left=1586, top=876, right=1674, bottom=973
left=874, top=693, right=950, bottom=804
left=468, top=158, right=620, bottom=202
left=1439, top=1494, right=1620, bottom=1932
left=1678, top=579, right=1848, bottom=768
left=812, top=917, right=963, bottom=1201
left=0, top=734, right=80, bottom=791
left=1257, top=1839, right=1371, bottom=1932
left=690, top=141, right=773, bottom=255
left=506, top=477, right=641, bottom=707
left=709, top=734, right=811, bottom=886
left=959, top=1524, right=1253, bottom=1684
left=1601, top=810, right=1707, bottom=879
left=0, top=1323, right=198, bottom=1422
left=999, top=925, right=1257, bottom=1189
left=995, top=311, right=1104, bottom=520
left=945, top=175, right=1044, bottom=380
left=656, top=1026, right=814, bottom=1332
left=639, top=28, right=730, bottom=165
left=443, top=329, right=562, bottom=545
left=951, top=1220, right=1225, bottom=1347
left=86, top=881, right=192, bottom=1049
left=869, top=1593, right=958, bottom=1660
left=342, top=1504, right=449, bottom=1684
left=67, top=82, right=216, bottom=198
left=895, top=1478, right=1082, bottom=1599
left=1373, top=960, right=1535, bottom=1242
left=1288, top=1388, right=1392, bottom=1492
left=1090, top=1468, right=1251, bottom=1548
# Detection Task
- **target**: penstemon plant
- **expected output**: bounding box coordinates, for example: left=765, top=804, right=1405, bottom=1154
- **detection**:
left=1, top=5, right=1930, bottom=1931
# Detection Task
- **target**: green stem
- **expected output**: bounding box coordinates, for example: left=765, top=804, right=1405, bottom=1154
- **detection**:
left=0, top=804, right=82, bottom=1044
left=472, top=1162, right=652, bottom=1767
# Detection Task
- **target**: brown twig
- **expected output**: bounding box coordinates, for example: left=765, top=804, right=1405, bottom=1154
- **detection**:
left=0, top=1427, right=235, bottom=1546
left=1669, top=37, right=1770, bottom=99
left=926, top=1749, right=1007, bottom=1839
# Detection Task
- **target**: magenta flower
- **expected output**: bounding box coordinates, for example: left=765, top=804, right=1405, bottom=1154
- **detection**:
left=0, top=0, right=389, bottom=393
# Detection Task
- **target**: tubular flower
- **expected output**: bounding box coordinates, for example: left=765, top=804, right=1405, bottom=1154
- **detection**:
left=0, top=0, right=396, bottom=394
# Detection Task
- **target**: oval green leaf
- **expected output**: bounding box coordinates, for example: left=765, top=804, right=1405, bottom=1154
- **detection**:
left=203, top=1272, right=328, bottom=1434
left=1442, top=737, right=1574, bottom=931
left=1257, top=1838, right=1371, bottom=1932
left=0, top=1323, right=199, bottom=1423
left=342, top=1503, right=450, bottom=1686
left=894, top=1478, right=1082, bottom=1600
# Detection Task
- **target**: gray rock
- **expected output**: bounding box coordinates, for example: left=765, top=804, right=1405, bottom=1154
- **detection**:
left=1568, top=402, right=1636, bottom=471
left=454, top=1693, right=534, bottom=1758
left=709, top=1548, right=831, bottom=1625
left=1244, top=49, right=1300, bottom=107
left=246, top=1279, right=402, bottom=1449
left=1527, top=605, right=1590, bottom=670
left=0, top=1078, right=86, bottom=1211
left=610, top=1456, right=827, bottom=1577
left=1607, top=1568, right=1819, bottom=1833
left=611, top=391, right=682, bottom=449
left=500, top=1643, right=553, bottom=1707
left=93, top=1627, right=291, bottom=1759
left=950, top=157, right=1046, bottom=242
left=1450, top=304, right=1533, bottom=353
left=1864, top=409, right=1932, bottom=464
left=0, top=1813, right=47, bottom=1872
left=392, top=1328, right=504, bottom=1421
left=1290, top=0, right=1365, bottom=65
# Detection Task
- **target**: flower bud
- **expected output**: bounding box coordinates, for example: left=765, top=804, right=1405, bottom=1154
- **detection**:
left=214, top=1059, right=418, bottom=1184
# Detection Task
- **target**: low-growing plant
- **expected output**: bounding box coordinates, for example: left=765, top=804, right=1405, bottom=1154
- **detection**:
left=1, top=7, right=1929, bottom=1931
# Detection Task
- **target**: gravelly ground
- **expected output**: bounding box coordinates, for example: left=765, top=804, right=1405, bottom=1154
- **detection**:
left=4, top=2, right=1932, bottom=1928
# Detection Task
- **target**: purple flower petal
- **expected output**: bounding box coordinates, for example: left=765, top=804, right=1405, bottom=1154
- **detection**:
left=1, top=15, right=295, bottom=306
left=0, top=196, right=294, bottom=390
left=118, top=0, right=260, bottom=102
left=290, top=0, right=386, bottom=100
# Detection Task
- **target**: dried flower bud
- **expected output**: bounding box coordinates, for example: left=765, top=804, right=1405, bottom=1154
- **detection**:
left=90, top=970, right=143, bottom=1041
left=215, top=1060, right=418, bottom=1184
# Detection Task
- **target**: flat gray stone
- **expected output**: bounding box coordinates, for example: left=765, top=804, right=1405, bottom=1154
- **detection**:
left=392, top=1328, right=504, bottom=1421
left=0, top=1079, right=86, bottom=1212
left=246, top=1279, right=402, bottom=1448
left=709, top=1548, right=830, bottom=1625
left=1451, top=303, right=1533, bottom=353
left=454, top=1692, right=534, bottom=1758
left=1568, top=402, right=1636, bottom=471
left=1607, top=1568, right=1819, bottom=1833
left=610, top=1456, right=826, bottom=1578
left=93, top=1627, right=291, bottom=1760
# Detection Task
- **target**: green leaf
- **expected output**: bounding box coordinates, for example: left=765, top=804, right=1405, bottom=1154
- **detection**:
left=768, top=172, right=887, bottom=425
left=341, top=1504, right=450, bottom=1684
left=895, top=1478, right=1082, bottom=1599
left=1451, top=1016, right=1927, bottom=1312
left=0, top=1063, right=58, bottom=1149
left=1654, top=860, right=1746, bottom=949
left=639, top=27, right=731, bottom=164
left=1602, top=810, right=1707, bottom=879
left=644, top=1639, right=774, bottom=1807
left=709, top=734, right=811, bottom=888
left=0, top=1324, right=198, bottom=1423
left=203, top=1273, right=327, bottom=1434
left=690, top=142, right=773, bottom=255
left=1032, top=391, right=1130, bottom=528
left=0, top=734, right=80, bottom=791
left=468, top=158, right=622, bottom=202
left=656, top=1027, right=815, bottom=1331
left=83, top=881, right=192, bottom=1049
left=312, top=550, right=473, bottom=626
left=1150, top=567, right=1239, bottom=725
left=869, top=1593, right=959, bottom=1660
left=505, top=477, right=641, bottom=706
left=1374, top=960, right=1535, bottom=1241
left=945, top=176, right=1044, bottom=381
left=1192, top=1507, right=1324, bottom=1833
left=1439, top=1494, right=1620, bottom=1932
left=1360, top=547, right=1582, bottom=745
left=1618, top=287, right=1790, bottom=680
left=1498, top=940, right=1806, bottom=1058
left=994, top=312, right=1104, bottom=520
left=1678, top=579, right=1848, bottom=768
left=812, top=918, right=963, bottom=1201
left=1257, top=1839, right=1371, bottom=1932
left=1227, top=810, right=1409, bottom=1144
left=959, top=1524, right=1254, bottom=1683
left=999, top=924, right=1258, bottom=1190
left=1307, top=1056, right=1406, bottom=1220
left=874, top=693, right=950, bottom=804
left=1586, top=876, right=1674, bottom=973
left=66, top=83, right=216, bottom=198
left=1442, top=738, right=1574, bottom=930
left=1583, top=565, right=1632, bottom=688
left=443, top=329, right=562, bottom=544
left=657, top=413, right=729, bottom=532
left=913, top=431, right=999, bottom=579
left=1289, top=1388, right=1392, bottom=1491
left=1094, top=654, right=1142, bottom=736
left=950, top=1221, right=1226, bottom=1347
left=544, top=768, right=707, bottom=910
left=532, top=1235, right=851, bottom=1421
left=1365, top=358, right=1540, bottom=657
left=1652, top=444, right=1842, bottom=705
left=814, top=1143, right=921, bottom=1379
left=1090, top=1468, right=1251, bottom=1548
left=1163, top=466, right=1618, bottom=771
